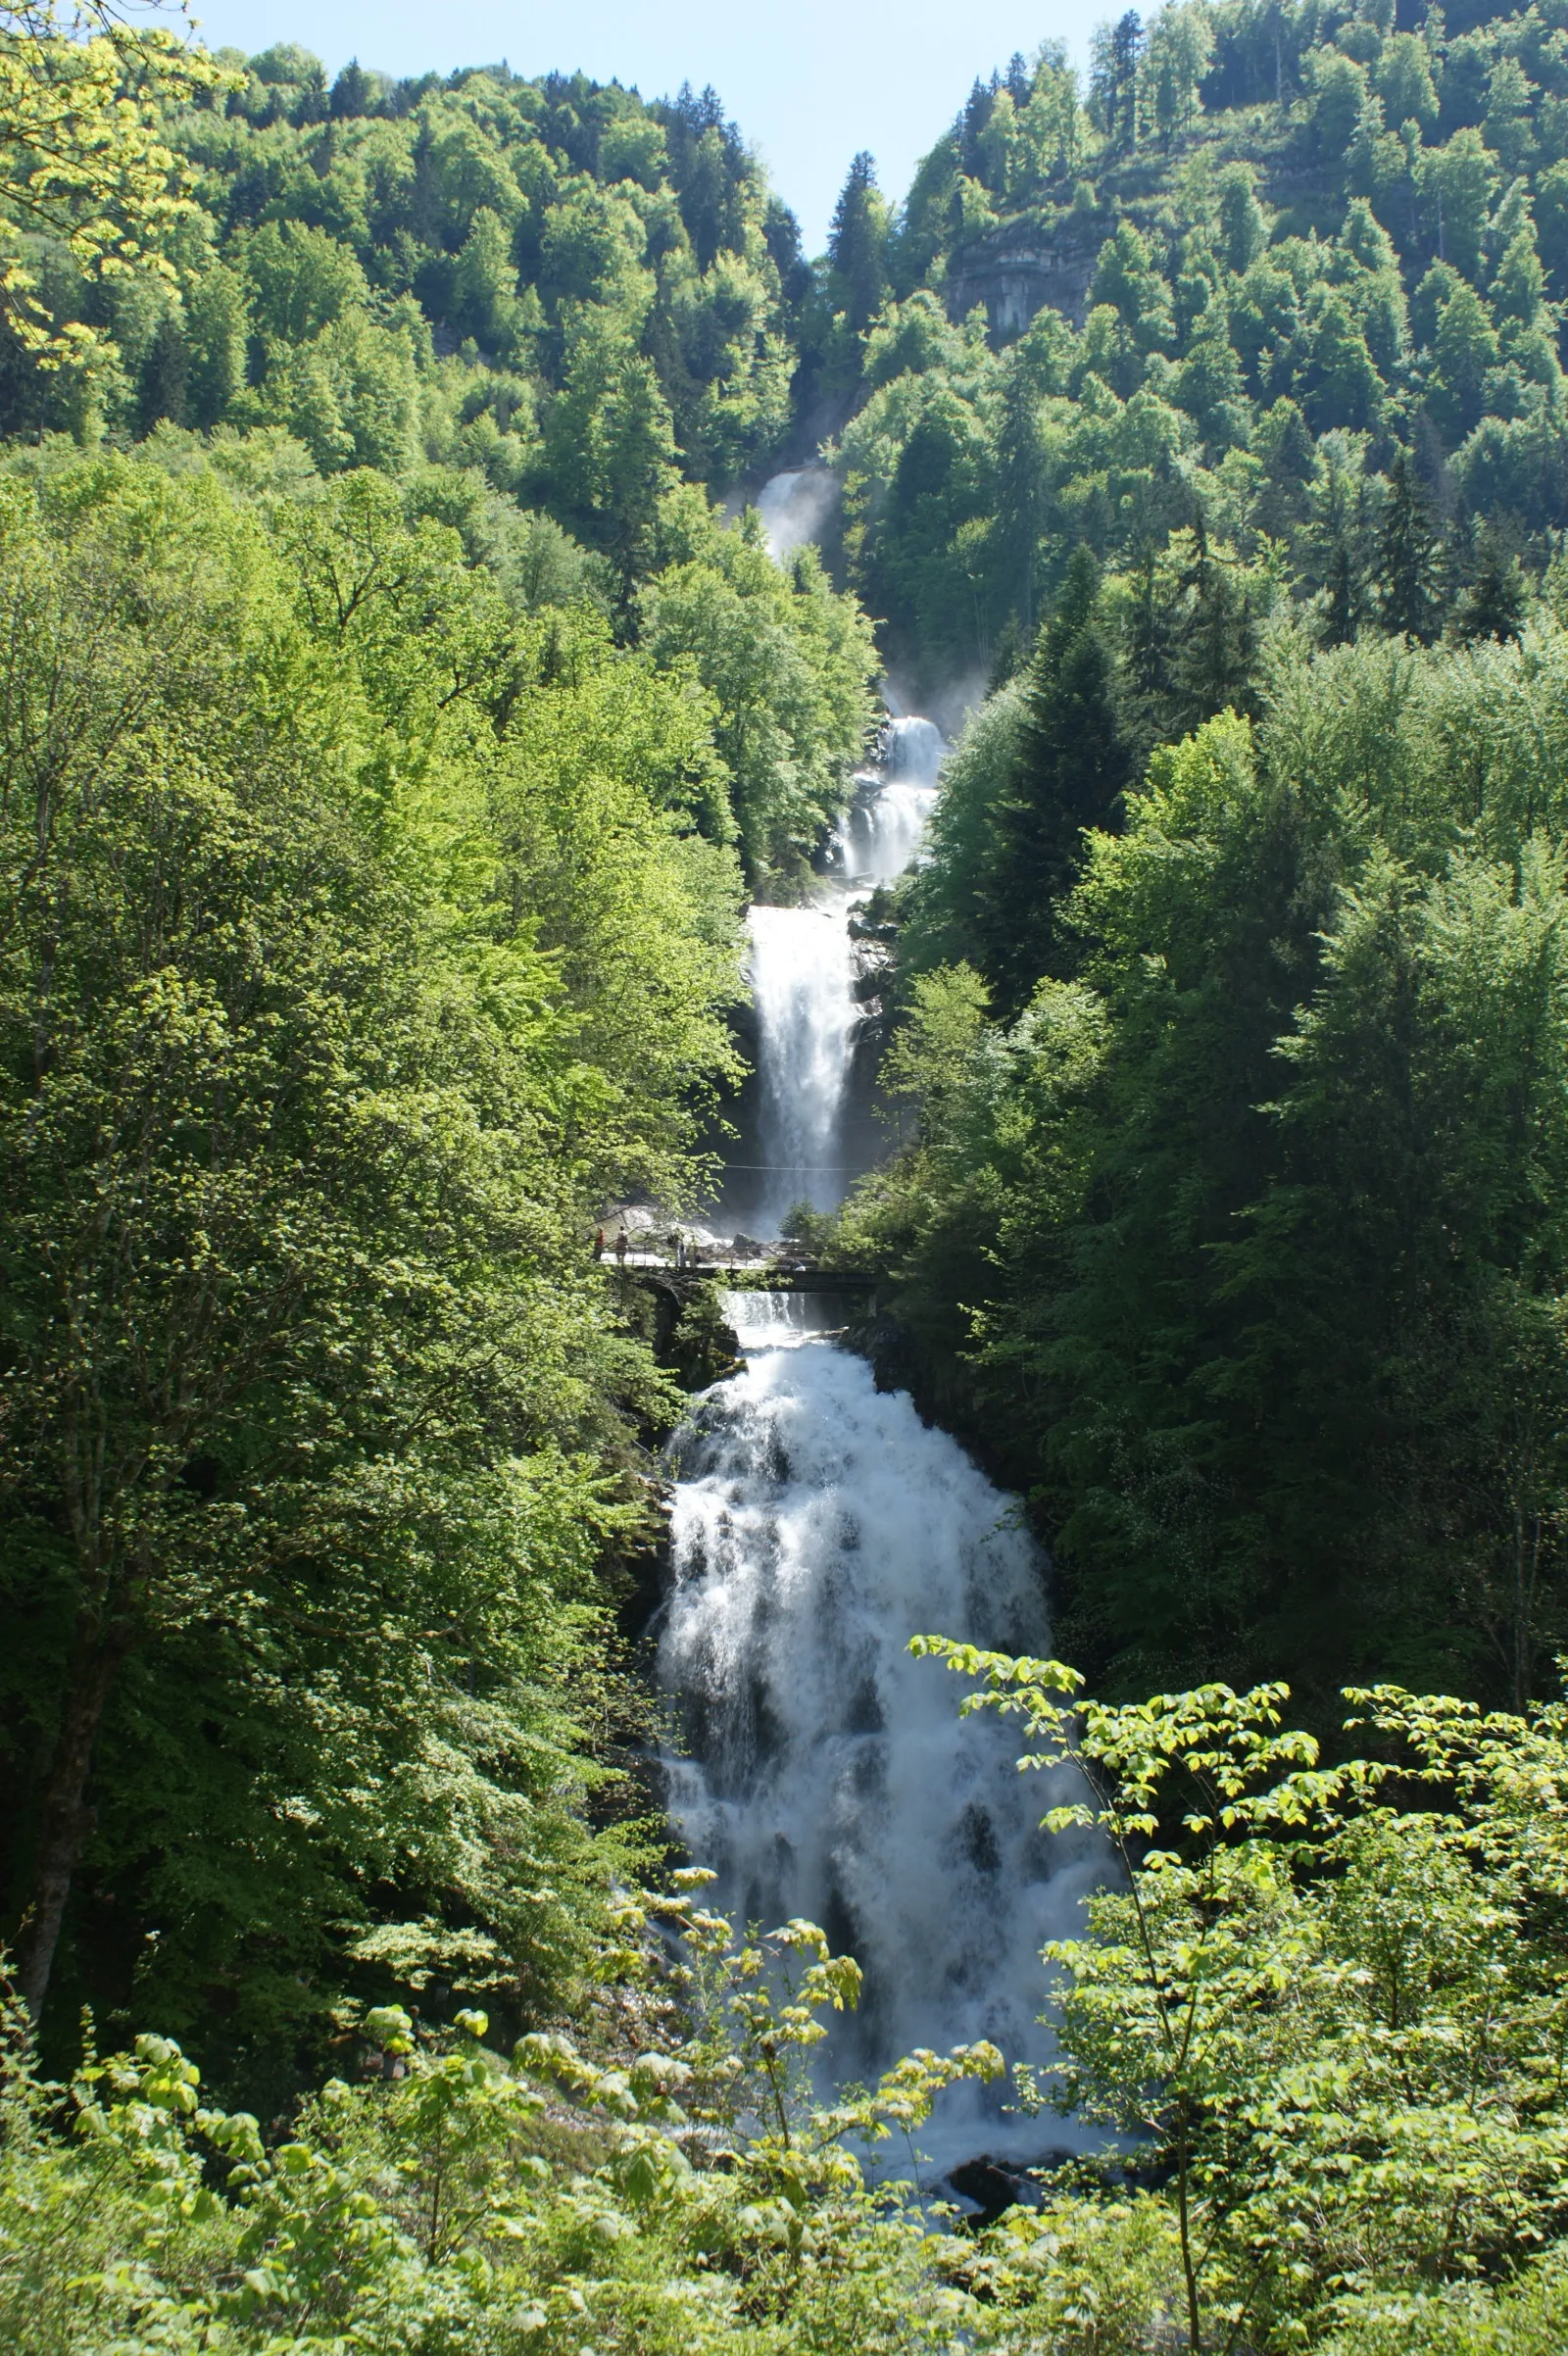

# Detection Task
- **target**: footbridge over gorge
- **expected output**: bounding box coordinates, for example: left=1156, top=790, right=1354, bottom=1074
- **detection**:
left=622, top=1256, right=879, bottom=1296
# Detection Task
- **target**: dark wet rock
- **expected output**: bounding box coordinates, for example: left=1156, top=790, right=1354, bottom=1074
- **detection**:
left=637, top=1273, right=742, bottom=1388
left=943, top=2150, right=1073, bottom=2226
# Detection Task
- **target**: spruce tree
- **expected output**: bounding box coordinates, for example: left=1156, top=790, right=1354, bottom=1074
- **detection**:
left=960, top=78, right=994, bottom=175
left=1377, top=449, right=1442, bottom=642
left=1321, top=531, right=1362, bottom=646
left=329, top=58, right=371, bottom=118
left=1176, top=545, right=1257, bottom=727
left=1458, top=525, right=1528, bottom=641
left=984, top=545, right=1130, bottom=1014
left=828, top=152, right=888, bottom=333
left=1314, top=454, right=1369, bottom=647
left=993, top=352, right=1047, bottom=635
left=1121, top=537, right=1178, bottom=759
left=1254, top=398, right=1317, bottom=539
left=1109, top=11, right=1146, bottom=144
left=136, top=312, right=188, bottom=433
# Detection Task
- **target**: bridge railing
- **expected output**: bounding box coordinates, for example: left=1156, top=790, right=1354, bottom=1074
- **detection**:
left=612, top=1253, right=876, bottom=1291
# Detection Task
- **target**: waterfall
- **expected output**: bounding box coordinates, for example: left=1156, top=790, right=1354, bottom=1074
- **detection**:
left=662, top=714, right=1102, bottom=2179
left=749, top=904, right=858, bottom=1230
left=661, top=1293, right=1100, bottom=2164
left=842, top=715, right=945, bottom=885
left=741, top=714, right=947, bottom=1236
left=757, top=465, right=839, bottom=562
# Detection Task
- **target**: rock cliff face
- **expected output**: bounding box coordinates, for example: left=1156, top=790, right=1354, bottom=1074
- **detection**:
left=944, top=220, right=1104, bottom=336
left=943, top=151, right=1344, bottom=343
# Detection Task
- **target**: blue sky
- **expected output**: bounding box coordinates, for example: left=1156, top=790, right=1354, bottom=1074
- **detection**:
left=185, top=0, right=1105, bottom=254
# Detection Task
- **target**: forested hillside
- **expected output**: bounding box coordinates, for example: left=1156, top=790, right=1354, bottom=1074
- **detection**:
left=0, top=37, right=876, bottom=885
left=822, top=0, right=1568, bottom=1726
left=4, top=49, right=801, bottom=539
left=15, top=1, right=1568, bottom=2349
left=820, top=0, right=1568, bottom=684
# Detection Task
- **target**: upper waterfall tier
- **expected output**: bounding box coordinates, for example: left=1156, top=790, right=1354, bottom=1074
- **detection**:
left=749, top=903, right=858, bottom=1230
left=724, top=712, right=944, bottom=1240
left=840, top=716, right=943, bottom=886
left=757, top=466, right=839, bottom=562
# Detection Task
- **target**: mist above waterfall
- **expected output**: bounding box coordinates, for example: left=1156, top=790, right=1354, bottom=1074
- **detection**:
left=757, top=466, right=840, bottom=563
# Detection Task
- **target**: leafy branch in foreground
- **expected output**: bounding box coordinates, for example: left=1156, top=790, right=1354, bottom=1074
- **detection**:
left=916, top=1637, right=1568, bottom=2353
left=0, top=1902, right=1004, bottom=2354
left=16, top=1671, right=1568, bottom=2350
left=0, top=0, right=228, bottom=354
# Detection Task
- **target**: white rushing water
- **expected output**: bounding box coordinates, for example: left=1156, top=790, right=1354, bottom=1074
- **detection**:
left=842, top=714, right=945, bottom=886
left=742, top=715, right=947, bottom=1235
left=662, top=663, right=1102, bottom=2175
left=757, top=464, right=839, bottom=562
left=748, top=903, right=858, bottom=1231
left=661, top=1294, right=1101, bottom=2163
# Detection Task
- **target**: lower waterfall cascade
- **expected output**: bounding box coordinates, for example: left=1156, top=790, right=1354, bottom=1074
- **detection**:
left=660, top=704, right=1101, bottom=2175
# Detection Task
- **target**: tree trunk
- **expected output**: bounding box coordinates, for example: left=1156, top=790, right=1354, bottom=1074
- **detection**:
left=14, top=1639, right=124, bottom=2021
left=1176, top=2111, right=1202, bottom=2353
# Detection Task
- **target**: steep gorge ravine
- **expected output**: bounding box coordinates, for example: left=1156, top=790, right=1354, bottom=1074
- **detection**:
left=654, top=514, right=1101, bottom=2177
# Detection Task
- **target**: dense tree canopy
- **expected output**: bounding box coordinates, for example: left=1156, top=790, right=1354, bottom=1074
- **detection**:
left=846, top=616, right=1568, bottom=1721
left=0, top=48, right=799, bottom=505
left=0, top=14, right=885, bottom=2093
left=0, top=443, right=753, bottom=2079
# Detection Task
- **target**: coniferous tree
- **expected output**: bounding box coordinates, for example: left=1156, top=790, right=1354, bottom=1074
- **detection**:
left=1125, top=521, right=1256, bottom=733
left=1108, top=11, right=1147, bottom=145
left=762, top=197, right=810, bottom=309
left=136, top=312, right=187, bottom=433
left=296, top=59, right=329, bottom=124
left=184, top=265, right=246, bottom=428
left=1176, top=535, right=1257, bottom=726
left=993, top=351, right=1047, bottom=635
left=1253, top=399, right=1317, bottom=539
left=1377, top=449, right=1443, bottom=641
left=828, top=152, right=888, bottom=334
left=1312, top=454, right=1369, bottom=646
left=984, top=545, right=1130, bottom=1012
left=1321, top=529, right=1362, bottom=646
left=1120, top=536, right=1179, bottom=760
left=960, top=78, right=994, bottom=176
left=328, top=58, right=371, bottom=118
left=1457, top=524, right=1529, bottom=641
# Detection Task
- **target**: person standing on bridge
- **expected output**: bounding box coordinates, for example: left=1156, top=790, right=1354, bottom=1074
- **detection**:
left=614, top=1229, right=628, bottom=1266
